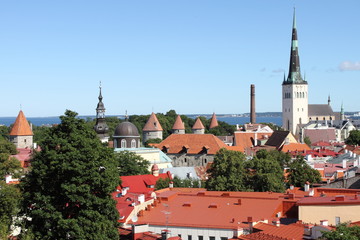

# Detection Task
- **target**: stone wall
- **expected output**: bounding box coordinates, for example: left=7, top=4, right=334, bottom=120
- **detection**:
left=168, top=153, right=214, bottom=167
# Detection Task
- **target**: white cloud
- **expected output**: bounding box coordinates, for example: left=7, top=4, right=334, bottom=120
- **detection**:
left=339, top=61, right=360, bottom=71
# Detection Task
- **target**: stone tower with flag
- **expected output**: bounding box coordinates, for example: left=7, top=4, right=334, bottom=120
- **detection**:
left=282, top=9, right=308, bottom=136
left=10, top=110, right=33, bottom=148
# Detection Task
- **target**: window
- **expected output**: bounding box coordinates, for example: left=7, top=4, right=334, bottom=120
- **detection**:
left=184, top=158, right=187, bottom=163
left=221, top=238, right=228, bottom=240
left=121, top=139, right=126, bottom=148
left=131, top=139, right=136, bottom=148
left=188, top=235, right=192, bottom=240
left=198, top=236, right=203, bottom=240
left=209, top=237, right=215, bottom=240
left=335, top=216, right=341, bottom=226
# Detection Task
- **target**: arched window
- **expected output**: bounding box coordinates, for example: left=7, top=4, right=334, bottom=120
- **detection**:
left=131, top=139, right=136, bottom=148
left=287, top=120, right=290, bottom=131
left=121, top=139, right=126, bottom=148
left=299, top=118, right=302, bottom=124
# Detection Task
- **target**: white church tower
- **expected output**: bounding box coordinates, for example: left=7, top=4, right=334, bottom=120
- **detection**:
left=282, top=9, right=308, bottom=137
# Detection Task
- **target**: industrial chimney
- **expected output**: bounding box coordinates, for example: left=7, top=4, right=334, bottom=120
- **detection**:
left=250, top=84, right=256, bottom=124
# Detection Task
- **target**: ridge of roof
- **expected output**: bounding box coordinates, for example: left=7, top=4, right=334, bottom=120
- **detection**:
left=209, top=112, right=219, bottom=129
left=192, top=117, right=205, bottom=130
left=9, top=110, right=33, bottom=136
left=143, top=112, right=163, bottom=131
left=172, top=115, right=185, bottom=130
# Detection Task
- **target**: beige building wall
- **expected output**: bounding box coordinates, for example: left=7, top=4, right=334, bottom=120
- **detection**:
left=10, top=135, right=33, bottom=149
left=299, top=204, right=360, bottom=225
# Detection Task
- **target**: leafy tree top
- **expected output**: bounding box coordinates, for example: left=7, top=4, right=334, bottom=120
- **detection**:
left=20, top=110, right=120, bottom=239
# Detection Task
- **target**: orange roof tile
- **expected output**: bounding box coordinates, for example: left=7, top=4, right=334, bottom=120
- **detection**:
left=281, top=143, right=311, bottom=152
left=135, top=189, right=284, bottom=229
left=209, top=112, right=219, bottom=129
left=192, top=117, right=205, bottom=130
left=242, top=222, right=305, bottom=240
left=234, top=132, right=273, bottom=149
left=143, top=112, right=163, bottom=131
left=9, top=110, right=33, bottom=136
left=156, top=134, right=228, bottom=155
left=226, top=145, right=245, bottom=153
left=172, top=115, right=185, bottom=130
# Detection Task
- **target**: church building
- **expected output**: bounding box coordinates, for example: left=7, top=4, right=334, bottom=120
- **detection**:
left=94, top=84, right=110, bottom=143
left=282, top=10, right=334, bottom=138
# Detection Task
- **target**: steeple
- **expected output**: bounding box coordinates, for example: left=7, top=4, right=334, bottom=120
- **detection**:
left=340, top=103, right=345, bottom=121
left=328, top=95, right=331, bottom=105
left=283, top=8, right=306, bottom=85
left=94, top=83, right=109, bottom=141
left=172, top=115, right=185, bottom=134
left=209, top=112, right=219, bottom=129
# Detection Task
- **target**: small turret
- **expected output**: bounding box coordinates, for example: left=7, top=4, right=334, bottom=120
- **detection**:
left=172, top=115, right=185, bottom=134
left=143, top=112, right=163, bottom=144
left=9, top=110, right=33, bottom=148
left=209, top=112, right=219, bottom=129
left=192, top=117, right=205, bottom=134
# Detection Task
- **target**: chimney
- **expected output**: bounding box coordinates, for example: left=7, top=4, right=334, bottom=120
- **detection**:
left=272, top=218, right=281, bottom=227
left=161, top=230, right=170, bottom=240
left=233, top=227, right=244, bottom=238
left=238, top=199, right=242, bottom=205
left=304, top=181, right=310, bottom=192
left=250, top=84, right=256, bottom=124
left=169, top=181, right=174, bottom=189
left=342, top=159, right=347, bottom=169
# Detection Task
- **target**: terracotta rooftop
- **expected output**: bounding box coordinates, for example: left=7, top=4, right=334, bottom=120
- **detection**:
left=304, top=128, right=336, bottom=144
left=234, top=132, right=273, bottom=149
left=134, top=189, right=285, bottom=229
left=297, top=195, right=360, bottom=206
left=172, top=115, right=185, bottom=130
left=240, top=222, right=305, bottom=240
left=143, top=112, right=163, bottom=131
left=209, top=112, right=219, bottom=129
left=192, top=117, right=205, bottom=130
left=9, top=110, right=33, bottom=136
left=281, top=143, right=311, bottom=153
left=156, top=134, right=229, bottom=155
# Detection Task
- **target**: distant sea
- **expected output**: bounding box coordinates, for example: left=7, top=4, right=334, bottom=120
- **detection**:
left=0, top=116, right=282, bottom=127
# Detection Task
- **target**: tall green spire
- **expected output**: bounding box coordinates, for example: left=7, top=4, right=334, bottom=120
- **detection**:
left=283, top=8, right=307, bottom=85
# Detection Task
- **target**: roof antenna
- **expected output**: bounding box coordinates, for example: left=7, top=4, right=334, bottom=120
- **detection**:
left=125, top=110, right=128, bottom=121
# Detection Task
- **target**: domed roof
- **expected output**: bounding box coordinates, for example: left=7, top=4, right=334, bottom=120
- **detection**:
left=114, top=121, right=140, bottom=137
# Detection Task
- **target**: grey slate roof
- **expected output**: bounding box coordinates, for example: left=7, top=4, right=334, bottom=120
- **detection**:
left=264, top=131, right=290, bottom=149
left=308, top=104, right=334, bottom=117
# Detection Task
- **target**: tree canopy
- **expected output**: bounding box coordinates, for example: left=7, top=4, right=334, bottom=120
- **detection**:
left=321, top=223, right=360, bottom=240
left=155, top=176, right=204, bottom=190
left=115, top=150, right=150, bottom=176
left=206, top=148, right=249, bottom=191
left=20, top=110, right=120, bottom=239
left=286, top=156, right=322, bottom=187
left=345, top=130, right=360, bottom=146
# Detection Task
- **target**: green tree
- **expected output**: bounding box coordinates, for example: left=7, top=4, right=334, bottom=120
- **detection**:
left=144, top=138, right=162, bottom=147
left=321, top=223, right=360, bottom=240
left=115, top=150, right=150, bottom=176
left=245, top=156, right=285, bottom=192
left=286, top=156, right=321, bottom=187
left=255, top=149, right=291, bottom=168
left=304, top=136, right=311, bottom=147
left=0, top=138, right=22, bottom=178
left=0, top=182, right=21, bottom=239
left=206, top=148, right=249, bottom=191
left=20, top=110, right=120, bottom=240
left=345, top=130, right=360, bottom=146
left=0, top=125, right=10, bottom=139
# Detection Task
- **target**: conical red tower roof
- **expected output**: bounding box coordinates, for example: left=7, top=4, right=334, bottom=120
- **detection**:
left=172, top=115, right=185, bottom=130
left=192, top=117, right=205, bottom=130
left=209, top=112, right=219, bottom=129
left=9, top=110, right=33, bottom=136
left=143, top=112, right=163, bottom=131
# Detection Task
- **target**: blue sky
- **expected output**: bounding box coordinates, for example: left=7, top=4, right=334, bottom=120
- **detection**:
left=1, top=1, right=359, bottom=117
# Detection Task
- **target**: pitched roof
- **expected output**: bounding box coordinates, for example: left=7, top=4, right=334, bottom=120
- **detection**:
left=156, top=134, right=228, bottom=155
left=234, top=132, right=273, bottom=149
left=172, top=115, right=185, bottom=130
left=303, top=128, right=336, bottom=143
left=143, top=112, right=163, bottom=131
left=192, top=118, right=205, bottom=130
left=241, top=222, right=305, bottom=240
left=9, top=110, right=33, bottom=136
left=281, top=143, right=311, bottom=153
left=308, top=104, right=334, bottom=117
left=209, top=112, right=219, bottom=129
left=265, top=131, right=291, bottom=149
left=120, top=173, right=171, bottom=193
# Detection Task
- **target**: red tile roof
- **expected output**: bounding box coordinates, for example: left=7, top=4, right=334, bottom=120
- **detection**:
left=234, top=132, right=273, bottom=149
left=120, top=173, right=171, bottom=193
left=281, top=143, right=311, bottom=153
left=156, top=134, right=229, bottom=155
left=240, top=222, right=305, bottom=240
left=297, top=195, right=360, bottom=206
left=143, top=112, right=163, bottom=131
left=192, top=117, right=205, bottom=130
left=172, top=115, right=185, bottom=130
left=9, top=110, right=33, bottom=136
left=135, top=190, right=285, bottom=229
left=209, top=112, right=219, bottom=129
left=304, top=129, right=336, bottom=143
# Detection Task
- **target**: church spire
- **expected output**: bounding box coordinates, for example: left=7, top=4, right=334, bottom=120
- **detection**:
left=284, top=8, right=306, bottom=85
left=94, top=83, right=109, bottom=141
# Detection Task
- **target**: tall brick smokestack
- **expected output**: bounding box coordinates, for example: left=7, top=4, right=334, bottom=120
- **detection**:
left=250, top=84, right=256, bottom=124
